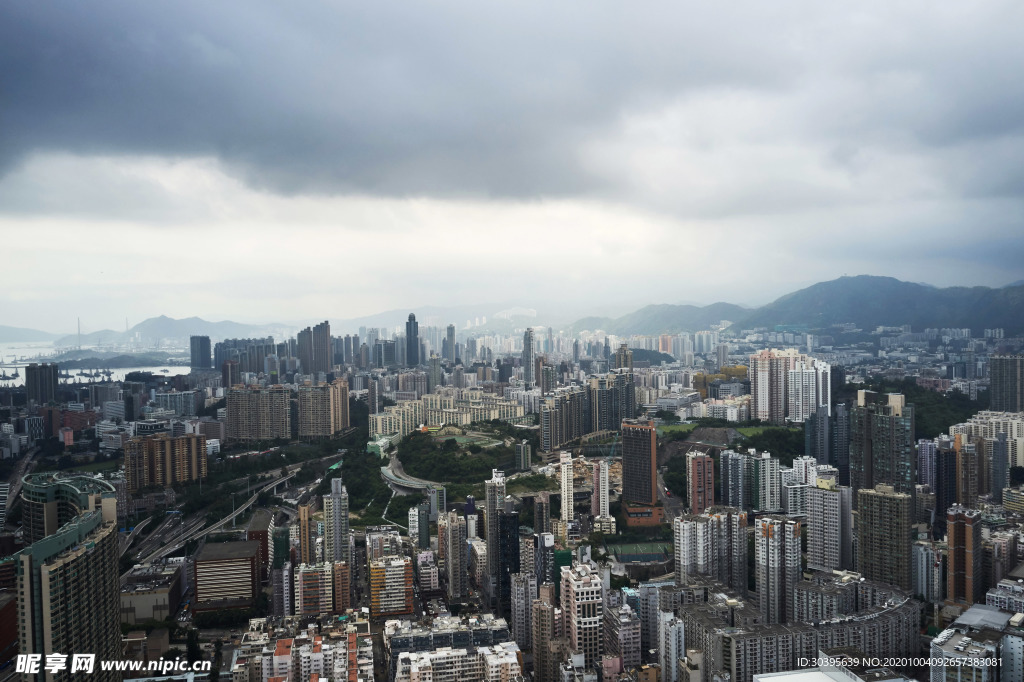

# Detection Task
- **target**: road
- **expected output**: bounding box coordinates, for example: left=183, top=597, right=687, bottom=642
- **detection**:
left=119, top=516, right=153, bottom=555
left=135, top=471, right=295, bottom=564
left=657, top=469, right=684, bottom=517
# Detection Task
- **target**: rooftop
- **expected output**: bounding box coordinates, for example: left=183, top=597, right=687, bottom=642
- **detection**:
left=196, top=540, right=260, bottom=562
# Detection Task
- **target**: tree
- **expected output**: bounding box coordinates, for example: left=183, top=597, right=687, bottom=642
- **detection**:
left=654, top=410, right=680, bottom=424
left=186, top=629, right=201, bottom=664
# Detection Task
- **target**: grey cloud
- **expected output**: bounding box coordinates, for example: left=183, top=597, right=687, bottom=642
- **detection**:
left=1, top=0, right=1023, bottom=220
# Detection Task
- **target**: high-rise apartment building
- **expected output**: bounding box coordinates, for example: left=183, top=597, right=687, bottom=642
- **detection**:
left=532, top=584, right=563, bottom=682
left=523, top=328, right=536, bottom=388
left=323, top=478, right=350, bottom=563
left=14, top=475, right=120, bottom=682
left=124, top=433, right=208, bottom=492
left=560, top=563, right=604, bottom=667
left=510, top=572, right=538, bottom=651
left=25, top=362, right=59, bottom=406
left=190, top=335, right=212, bottom=369
left=621, top=419, right=657, bottom=506
left=298, top=378, right=350, bottom=439
left=559, top=453, right=574, bottom=524
left=749, top=349, right=799, bottom=424
left=946, top=506, right=984, bottom=606
left=687, top=452, right=714, bottom=514
left=786, top=359, right=831, bottom=423
left=406, top=313, right=420, bottom=366
left=754, top=515, right=801, bottom=624
left=857, top=484, right=912, bottom=591
left=806, top=478, right=853, bottom=572
left=443, top=511, right=468, bottom=600
left=369, top=556, right=415, bottom=618
left=613, top=343, right=633, bottom=370
left=674, top=507, right=748, bottom=593
left=516, top=440, right=532, bottom=470
left=990, top=355, right=1024, bottom=412
left=604, top=604, right=642, bottom=670
left=850, top=391, right=916, bottom=504
left=674, top=514, right=714, bottom=584
left=226, top=385, right=291, bottom=441
left=591, top=459, right=611, bottom=519
left=298, top=500, right=316, bottom=566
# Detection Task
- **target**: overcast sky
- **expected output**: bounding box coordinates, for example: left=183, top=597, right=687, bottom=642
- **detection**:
left=2, top=1, right=1023, bottom=333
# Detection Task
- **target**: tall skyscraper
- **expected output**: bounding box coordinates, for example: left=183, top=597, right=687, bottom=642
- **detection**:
left=559, top=453, right=574, bottom=524
left=946, top=506, right=984, bottom=606
left=806, top=478, right=853, bottom=572
left=323, top=478, right=350, bottom=563
left=190, top=335, right=212, bottom=369
left=24, top=362, right=58, bottom=406
left=312, top=320, right=332, bottom=375
left=443, top=510, right=469, bottom=600
left=497, top=500, right=520, bottom=614
left=297, top=321, right=332, bottom=375
left=484, top=470, right=506, bottom=604
left=687, top=452, right=714, bottom=514
left=591, top=459, right=610, bottom=518
left=850, top=391, right=916, bottom=505
left=406, top=313, right=420, bottom=366
left=560, top=563, right=604, bottom=667
left=298, top=500, right=315, bottom=566
left=523, top=328, right=536, bottom=388
left=857, top=484, right=912, bottom=591
left=918, top=438, right=938, bottom=490
left=990, top=354, right=1024, bottom=412
left=532, top=583, right=562, bottom=682
left=15, top=474, right=121, bottom=682
left=621, top=419, right=657, bottom=506
left=754, top=515, right=801, bottom=624
left=446, top=324, right=456, bottom=362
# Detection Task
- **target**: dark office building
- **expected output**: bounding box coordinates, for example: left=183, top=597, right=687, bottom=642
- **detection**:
left=190, top=335, right=212, bottom=369
left=25, top=363, right=59, bottom=406
left=990, top=355, right=1024, bottom=412
left=496, top=505, right=520, bottom=616
left=406, top=314, right=420, bottom=366
left=850, top=391, right=915, bottom=506
left=831, top=403, right=850, bottom=486
left=621, top=419, right=657, bottom=506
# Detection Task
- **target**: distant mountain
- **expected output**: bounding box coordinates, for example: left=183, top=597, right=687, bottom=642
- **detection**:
left=54, top=316, right=294, bottom=347
left=0, top=324, right=63, bottom=343
left=567, top=276, right=1024, bottom=336
left=735, top=276, right=1024, bottom=333
left=572, top=302, right=749, bottom=335
left=1004, top=280, right=1024, bottom=288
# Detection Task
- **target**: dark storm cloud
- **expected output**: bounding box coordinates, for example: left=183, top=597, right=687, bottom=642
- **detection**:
left=0, top=0, right=829, bottom=199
